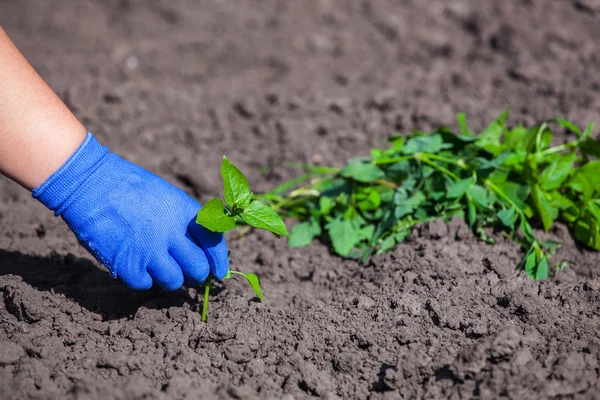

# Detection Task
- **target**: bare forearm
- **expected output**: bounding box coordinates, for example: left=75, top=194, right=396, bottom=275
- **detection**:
left=0, top=26, right=86, bottom=190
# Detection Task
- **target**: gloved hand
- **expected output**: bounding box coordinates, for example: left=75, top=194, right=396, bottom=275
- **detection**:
left=32, top=132, right=228, bottom=291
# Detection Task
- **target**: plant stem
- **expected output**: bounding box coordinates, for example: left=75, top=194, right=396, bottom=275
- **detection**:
left=374, top=152, right=466, bottom=169
left=419, top=157, right=461, bottom=181
left=535, top=122, right=548, bottom=152
left=484, top=180, right=522, bottom=213
left=283, top=163, right=340, bottom=174
left=373, top=155, right=414, bottom=165
left=537, top=138, right=582, bottom=157
left=376, top=178, right=398, bottom=189
left=485, top=179, right=542, bottom=251
left=234, top=225, right=251, bottom=240
left=201, top=277, right=212, bottom=323
left=425, top=153, right=466, bottom=168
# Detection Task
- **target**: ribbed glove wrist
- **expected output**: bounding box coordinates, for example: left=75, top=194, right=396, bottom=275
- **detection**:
left=33, top=133, right=108, bottom=215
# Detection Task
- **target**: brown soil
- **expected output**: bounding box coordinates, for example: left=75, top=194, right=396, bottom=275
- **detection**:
left=1, top=1, right=600, bottom=399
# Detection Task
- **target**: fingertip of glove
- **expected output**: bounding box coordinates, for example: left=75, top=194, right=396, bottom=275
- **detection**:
left=186, top=220, right=229, bottom=280
left=123, top=272, right=153, bottom=291
left=153, top=269, right=185, bottom=292
left=146, top=255, right=186, bottom=292
left=170, top=241, right=210, bottom=286
left=208, top=247, right=229, bottom=280
left=160, top=277, right=184, bottom=292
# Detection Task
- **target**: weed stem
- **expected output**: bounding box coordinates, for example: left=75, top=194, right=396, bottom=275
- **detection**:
left=419, top=157, right=461, bottom=181
left=373, top=155, right=414, bottom=165
left=537, top=139, right=582, bottom=157
left=484, top=180, right=521, bottom=213
left=425, top=153, right=466, bottom=168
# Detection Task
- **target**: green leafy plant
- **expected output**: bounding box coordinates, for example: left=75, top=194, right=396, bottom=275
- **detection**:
left=196, top=156, right=288, bottom=321
left=255, top=110, right=599, bottom=279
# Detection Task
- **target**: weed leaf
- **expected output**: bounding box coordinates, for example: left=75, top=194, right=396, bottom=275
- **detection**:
left=319, top=196, right=335, bottom=214
left=468, top=185, right=493, bottom=209
left=447, top=177, right=475, bottom=198
left=457, top=112, right=474, bottom=136
left=531, top=185, right=555, bottom=232
left=402, top=134, right=444, bottom=154
left=536, top=257, right=549, bottom=280
left=498, top=208, right=518, bottom=228
left=524, top=251, right=537, bottom=278
left=341, top=162, right=385, bottom=183
left=259, top=113, right=599, bottom=280
left=328, top=219, right=359, bottom=257
left=476, top=108, right=509, bottom=155
left=539, top=152, right=577, bottom=191
left=395, top=191, right=426, bottom=218
left=289, top=221, right=321, bottom=248
left=553, top=119, right=582, bottom=137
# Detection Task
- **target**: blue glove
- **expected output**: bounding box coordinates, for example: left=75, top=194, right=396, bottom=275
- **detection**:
left=32, top=132, right=229, bottom=291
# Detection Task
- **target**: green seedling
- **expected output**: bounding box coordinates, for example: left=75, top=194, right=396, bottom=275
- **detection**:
left=196, top=156, right=288, bottom=322
left=256, top=110, right=599, bottom=279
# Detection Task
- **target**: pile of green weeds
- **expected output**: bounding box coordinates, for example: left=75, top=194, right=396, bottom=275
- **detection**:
left=255, top=110, right=600, bottom=279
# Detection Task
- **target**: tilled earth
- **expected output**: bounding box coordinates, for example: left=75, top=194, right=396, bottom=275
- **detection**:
left=1, top=1, right=600, bottom=399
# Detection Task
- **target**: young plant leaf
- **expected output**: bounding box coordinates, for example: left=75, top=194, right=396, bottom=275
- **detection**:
left=231, top=271, right=264, bottom=301
left=198, top=155, right=295, bottom=322
left=196, top=198, right=237, bottom=232
left=222, top=156, right=252, bottom=209
left=242, top=200, right=289, bottom=237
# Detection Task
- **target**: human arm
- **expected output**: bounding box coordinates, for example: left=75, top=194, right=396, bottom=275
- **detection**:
left=0, top=26, right=86, bottom=190
left=0, top=26, right=228, bottom=290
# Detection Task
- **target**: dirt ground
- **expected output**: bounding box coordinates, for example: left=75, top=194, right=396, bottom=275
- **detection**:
left=1, top=1, right=600, bottom=399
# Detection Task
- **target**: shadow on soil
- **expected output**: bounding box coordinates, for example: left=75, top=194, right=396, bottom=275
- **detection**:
left=0, top=249, right=194, bottom=320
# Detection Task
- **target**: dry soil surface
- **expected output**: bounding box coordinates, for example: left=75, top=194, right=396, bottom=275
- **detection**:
left=1, top=1, right=600, bottom=399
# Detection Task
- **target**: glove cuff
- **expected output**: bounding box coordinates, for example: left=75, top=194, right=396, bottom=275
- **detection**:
left=32, top=132, right=109, bottom=215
